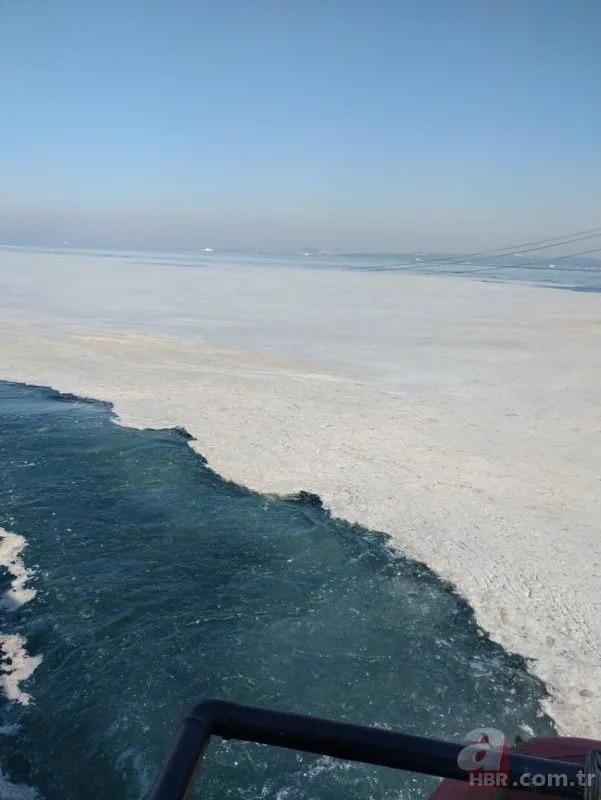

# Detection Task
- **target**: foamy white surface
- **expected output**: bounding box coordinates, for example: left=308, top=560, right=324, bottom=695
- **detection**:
left=0, top=528, right=42, bottom=797
left=0, top=630, right=41, bottom=706
left=0, top=250, right=600, bottom=737
left=0, top=528, right=41, bottom=708
left=0, top=531, right=38, bottom=612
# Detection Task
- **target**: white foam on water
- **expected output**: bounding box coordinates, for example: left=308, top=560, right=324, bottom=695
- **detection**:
left=0, top=633, right=42, bottom=707
left=0, top=251, right=600, bottom=739
left=0, top=530, right=44, bottom=800
left=0, top=530, right=38, bottom=611
left=0, top=529, right=42, bottom=706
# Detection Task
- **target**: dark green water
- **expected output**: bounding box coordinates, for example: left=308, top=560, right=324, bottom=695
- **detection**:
left=0, top=380, right=554, bottom=800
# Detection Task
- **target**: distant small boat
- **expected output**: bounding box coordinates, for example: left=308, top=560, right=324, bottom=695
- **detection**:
left=202, top=248, right=214, bottom=252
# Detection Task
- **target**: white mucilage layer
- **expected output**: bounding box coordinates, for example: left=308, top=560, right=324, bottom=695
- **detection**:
left=0, top=250, right=600, bottom=738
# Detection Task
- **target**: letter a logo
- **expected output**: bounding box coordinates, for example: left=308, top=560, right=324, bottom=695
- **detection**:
left=457, top=727, right=509, bottom=776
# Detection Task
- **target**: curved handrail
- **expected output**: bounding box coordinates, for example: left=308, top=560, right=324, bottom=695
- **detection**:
left=148, top=699, right=586, bottom=800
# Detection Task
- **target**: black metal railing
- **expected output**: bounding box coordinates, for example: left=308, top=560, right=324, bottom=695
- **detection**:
left=148, top=699, right=587, bottom=800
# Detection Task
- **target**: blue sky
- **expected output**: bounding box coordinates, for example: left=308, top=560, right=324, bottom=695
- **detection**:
left=1, top=0, right=600, bottom=252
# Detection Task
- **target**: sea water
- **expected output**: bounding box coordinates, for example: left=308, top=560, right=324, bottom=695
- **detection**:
left=0, top=380, right=555, bottom=800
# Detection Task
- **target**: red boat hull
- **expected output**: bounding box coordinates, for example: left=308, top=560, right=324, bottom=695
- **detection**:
left=430, top=738, right=601, bottom=800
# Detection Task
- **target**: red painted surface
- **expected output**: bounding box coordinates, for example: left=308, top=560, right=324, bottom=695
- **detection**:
left=429, top=738, right=601, bottom=800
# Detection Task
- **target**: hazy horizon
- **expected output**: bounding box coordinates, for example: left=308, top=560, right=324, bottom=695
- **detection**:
left=2, top=0, right=600, bottom=253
